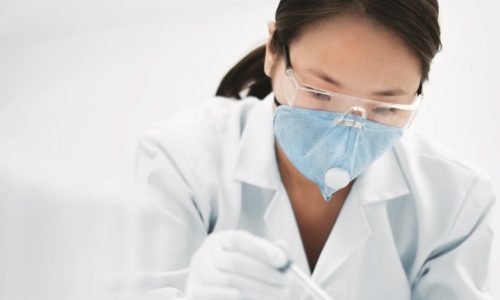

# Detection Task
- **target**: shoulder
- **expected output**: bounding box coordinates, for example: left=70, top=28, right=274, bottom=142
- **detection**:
left=395, top=130, right=492, bottom=189
left=139, top=96, right=262, bottom=169
left=392, top=130, right=495, bottom=246
left=137, top=96, right=263, bottom=193
left=136, top=97, right=263, bottom=229
left=142, top=96, right=261, bottom=151
left=389, top=131, right=495, bottom=285
left=395, top=130, right=494, bottom=209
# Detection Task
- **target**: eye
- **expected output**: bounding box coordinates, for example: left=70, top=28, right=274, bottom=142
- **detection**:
left=307, top=89, right=331, bottom=102
left=372, top=106, right=397, bottom=115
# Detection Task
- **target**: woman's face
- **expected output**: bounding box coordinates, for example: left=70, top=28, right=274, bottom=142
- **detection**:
left=265, top=14, right=422, bottom=107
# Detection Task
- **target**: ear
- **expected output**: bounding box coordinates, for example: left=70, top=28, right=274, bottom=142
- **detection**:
left=264, top=21, right=277, bottom=77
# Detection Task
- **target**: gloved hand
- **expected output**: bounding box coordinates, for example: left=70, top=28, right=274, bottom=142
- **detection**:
left=185, top=230, right=292, bottom=300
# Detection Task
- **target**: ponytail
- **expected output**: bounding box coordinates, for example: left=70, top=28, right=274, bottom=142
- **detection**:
left=215, top=45, right=272, bottom=100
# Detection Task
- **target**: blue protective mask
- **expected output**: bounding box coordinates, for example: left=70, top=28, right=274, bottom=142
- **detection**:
left=273, top=105, right=403, bottom=201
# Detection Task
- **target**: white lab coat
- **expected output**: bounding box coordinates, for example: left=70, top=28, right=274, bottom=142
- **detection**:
left=132, top=93, right=495, bottom=299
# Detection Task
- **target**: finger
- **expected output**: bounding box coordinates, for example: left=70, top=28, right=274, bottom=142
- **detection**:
left=207, top=270, right=290, bottom=299
left=243, top=285, right=291, bottom=300
left=187, top=286, right=240, bottom=300
left=196, top=238, right=287, bottom=288
left=220, top=230, right=289, bottom=269
left=216, top=251, right=288, bottom=287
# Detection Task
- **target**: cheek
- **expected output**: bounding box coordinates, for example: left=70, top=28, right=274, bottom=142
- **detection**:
left=270, top=63, right=287, bottom=104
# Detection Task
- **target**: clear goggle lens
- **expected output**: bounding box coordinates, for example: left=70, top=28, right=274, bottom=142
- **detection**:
left=282, top=69, right=422, bottom=129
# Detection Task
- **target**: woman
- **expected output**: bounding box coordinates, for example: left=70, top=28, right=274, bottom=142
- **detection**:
left=135, top=0, right=495, bottom=299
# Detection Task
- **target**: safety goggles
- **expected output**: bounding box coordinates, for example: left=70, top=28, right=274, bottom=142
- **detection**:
left=281, top=45, right=423, bottom=129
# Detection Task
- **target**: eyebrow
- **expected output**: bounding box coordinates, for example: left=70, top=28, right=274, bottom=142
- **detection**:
left=305, top=68, right=409, bottom=97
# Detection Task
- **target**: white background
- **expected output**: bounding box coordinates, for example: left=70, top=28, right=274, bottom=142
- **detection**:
left=0, top=0, right=499, bottom=298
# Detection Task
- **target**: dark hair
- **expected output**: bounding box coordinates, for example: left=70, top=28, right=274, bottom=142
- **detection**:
left=216, top=0, right=442, bottom=100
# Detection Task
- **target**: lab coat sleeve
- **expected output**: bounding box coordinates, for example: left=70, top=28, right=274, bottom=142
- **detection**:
left=125, top=128, right=209, bottom=299
left=411, top=176, right=496, bottom=300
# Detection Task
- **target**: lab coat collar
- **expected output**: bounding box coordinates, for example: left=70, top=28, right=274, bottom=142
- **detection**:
left=232, top=92, right=410, bottom=203
left=233, top=94, right=281, bottom=191
left=355, top=145, right=411, bottom=205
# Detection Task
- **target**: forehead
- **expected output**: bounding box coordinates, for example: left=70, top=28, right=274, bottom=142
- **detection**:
left=289, top=14, right=421, bottom=95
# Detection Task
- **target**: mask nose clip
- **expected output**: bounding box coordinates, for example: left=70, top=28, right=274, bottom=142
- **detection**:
left=335, top=106, right=366, bottom=129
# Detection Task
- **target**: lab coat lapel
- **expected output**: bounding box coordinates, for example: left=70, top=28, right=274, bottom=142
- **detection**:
left=233, top=95, right=281, bottom=190
left=356, top=146, right=411, bottom=205
left=263, top=187, right=311, bottom=274
left=312, top=147, right=411, bottom=285
left=232, top=94, right=311, bottom=274
left=310, top=180, right=372, bottom=285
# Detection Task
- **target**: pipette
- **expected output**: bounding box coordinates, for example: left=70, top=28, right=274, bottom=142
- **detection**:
left=279, top=260, right=335, bottom=300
